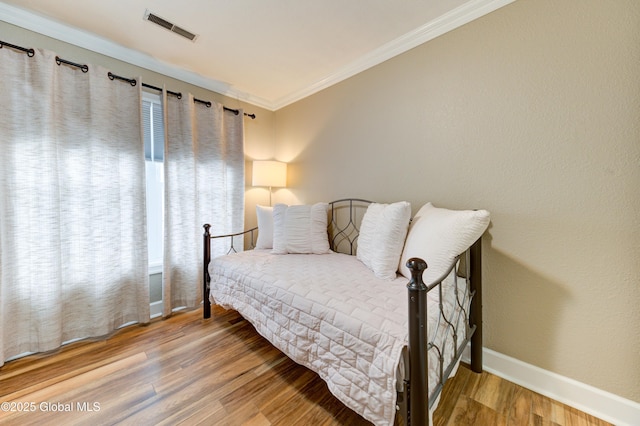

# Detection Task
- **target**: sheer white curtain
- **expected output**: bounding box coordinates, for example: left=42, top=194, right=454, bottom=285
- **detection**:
left=0, top=48, right=149, bottom=366
left=163, top=93, right=244, bottom=317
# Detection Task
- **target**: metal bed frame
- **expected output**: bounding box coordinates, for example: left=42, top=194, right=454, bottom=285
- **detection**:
left=202, top=198, right=483, bottom=426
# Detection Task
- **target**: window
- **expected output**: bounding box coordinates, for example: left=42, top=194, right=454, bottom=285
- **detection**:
left=143, top=92, right=164, bottom=273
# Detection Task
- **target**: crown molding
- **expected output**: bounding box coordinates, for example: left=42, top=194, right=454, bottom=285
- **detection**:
left=272, top=0, right=516, bottom=110
left=1, top=0, right=515, bottom=111
left=0, top=1, right=274, bottom=110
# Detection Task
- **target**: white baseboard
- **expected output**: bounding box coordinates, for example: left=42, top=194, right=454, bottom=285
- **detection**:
left=150, top=301, right=163, bottom=319
left=462, top=347, right=640, bottom=425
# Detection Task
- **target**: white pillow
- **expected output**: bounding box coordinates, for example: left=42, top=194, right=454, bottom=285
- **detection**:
left=398, top=202, right=490, bottom=284
left=255, top=205, right=274, bottom=249
left=357, top=201, right=412, bottom=280
left=272, top=203, right=330, bottom=254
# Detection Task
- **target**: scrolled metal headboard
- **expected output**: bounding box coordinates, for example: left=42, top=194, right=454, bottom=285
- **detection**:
left=327, top=198, right=373, bottom=255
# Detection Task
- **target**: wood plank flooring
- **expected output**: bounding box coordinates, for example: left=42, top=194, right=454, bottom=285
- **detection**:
left=0, top=307, right=611, bottom=426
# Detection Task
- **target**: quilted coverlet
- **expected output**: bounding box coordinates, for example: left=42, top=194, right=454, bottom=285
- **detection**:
left=209, top=250, right=465, bottom=426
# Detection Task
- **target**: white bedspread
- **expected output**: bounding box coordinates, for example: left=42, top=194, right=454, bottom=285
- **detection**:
left=209, top=250, right=467, bottom=426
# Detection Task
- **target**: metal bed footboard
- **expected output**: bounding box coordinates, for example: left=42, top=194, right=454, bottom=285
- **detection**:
left=202, top=224, right=257, bottom=319
left=398, top=237, right=483, bottom=426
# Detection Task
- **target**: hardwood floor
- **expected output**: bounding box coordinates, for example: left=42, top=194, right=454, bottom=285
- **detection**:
left=0, top=308, right=611, bottom=426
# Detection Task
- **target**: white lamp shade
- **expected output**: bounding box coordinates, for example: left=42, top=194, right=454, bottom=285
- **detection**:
left=252, top=160, right=287, bottom=188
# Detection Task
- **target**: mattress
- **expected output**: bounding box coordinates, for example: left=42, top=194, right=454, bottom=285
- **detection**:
left=209, top=249, right=469, bottom=426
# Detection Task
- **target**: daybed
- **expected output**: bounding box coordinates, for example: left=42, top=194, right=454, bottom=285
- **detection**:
left=202, top=199, right=490, bottom=426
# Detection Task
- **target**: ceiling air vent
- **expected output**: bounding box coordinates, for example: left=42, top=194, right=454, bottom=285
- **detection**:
left=143, top=10, right=198, bottom=42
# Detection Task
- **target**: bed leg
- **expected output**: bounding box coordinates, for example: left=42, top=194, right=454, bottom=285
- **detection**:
left=203, top=224, right=211, bottom=319
left=469, top=238, right=483, bottom=373
left=406, top=257, right=429, bottom=426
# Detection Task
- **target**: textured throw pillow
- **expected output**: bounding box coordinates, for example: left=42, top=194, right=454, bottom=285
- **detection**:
left=255, top=205, right=274, bottom=249
left=272, top=203, right=330, bottom=254
left=357, top=201, right=412, bottom=280
left=398, top=202, right=490, bottom=284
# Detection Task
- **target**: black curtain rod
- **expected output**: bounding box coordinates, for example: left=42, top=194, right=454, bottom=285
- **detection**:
left=140, top=82, right=182, bottom=99
left=1, top=39, right=256, bottom=119
left=2, top=40, right=87, bottom=73
left=130, top=77, right=255, bottom=119
left=55, top=56, right=88, bottom=73
left=0, top=40, right=34, bottom=57
left=138, top=80, right=254, bottom=119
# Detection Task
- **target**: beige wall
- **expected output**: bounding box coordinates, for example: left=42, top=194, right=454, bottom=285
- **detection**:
left=0, top=20, right=277, bottom=229
left=275, top=0, right=640, bottom=403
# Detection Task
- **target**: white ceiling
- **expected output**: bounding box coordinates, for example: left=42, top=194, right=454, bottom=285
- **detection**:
left=0, top=0, right=513, bottom=110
